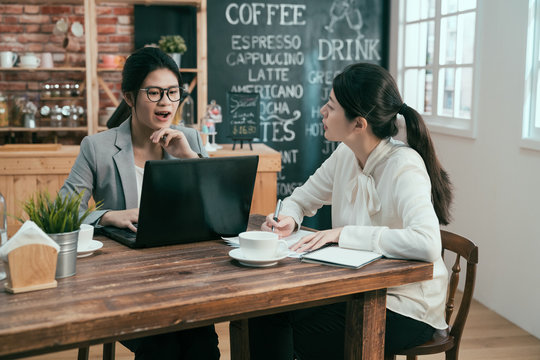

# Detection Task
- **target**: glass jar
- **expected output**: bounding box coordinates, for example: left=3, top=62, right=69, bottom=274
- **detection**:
left=50, top=105, right=63, bottom=127
left=52, top=83, right=61, bottom=97
left=71, top=83, right=80, bottom=97
left=62, top=83, right=71, bottom=97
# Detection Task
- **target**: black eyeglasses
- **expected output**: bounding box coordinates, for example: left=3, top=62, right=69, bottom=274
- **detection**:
left=139, top=86, right=184, bottom=102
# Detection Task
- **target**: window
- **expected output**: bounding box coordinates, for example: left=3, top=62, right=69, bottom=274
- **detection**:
left=522, top=0, right=540, bottom=150
left=397, top=0, right=477, bottom=137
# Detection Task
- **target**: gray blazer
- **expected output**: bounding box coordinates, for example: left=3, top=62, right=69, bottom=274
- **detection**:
left=60, top=118, right=208, bottom=225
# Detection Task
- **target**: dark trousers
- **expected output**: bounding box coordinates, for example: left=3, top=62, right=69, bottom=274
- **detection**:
left=248, top=303, right=435, bottom=360
left=120, top=325, right=220, bottom=360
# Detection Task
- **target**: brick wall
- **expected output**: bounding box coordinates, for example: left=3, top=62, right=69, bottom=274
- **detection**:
left=0, top=1, right=135, bottom=138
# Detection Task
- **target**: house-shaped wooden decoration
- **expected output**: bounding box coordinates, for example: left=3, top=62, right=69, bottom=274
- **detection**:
left=0, top=221, right=60, bottom=293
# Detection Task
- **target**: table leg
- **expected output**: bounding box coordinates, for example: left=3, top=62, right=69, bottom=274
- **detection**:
left=345, top=289, right=387, bottom=359
left=103, top=342, right=116, bottom=360
left=230, top=319, right=250, bottom=360
left=77, top=347, right=89, bottom=360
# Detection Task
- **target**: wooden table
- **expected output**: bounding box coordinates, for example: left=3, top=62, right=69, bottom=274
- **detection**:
left=0, top=216, right=432, bottom=359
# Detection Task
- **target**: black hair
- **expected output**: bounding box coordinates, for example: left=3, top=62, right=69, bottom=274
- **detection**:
left=332, top=62, right=453, bottom=225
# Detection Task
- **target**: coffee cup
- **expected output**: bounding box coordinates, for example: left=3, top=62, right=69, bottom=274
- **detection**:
left=78, top=224, right=94, bottom=251
left=41, top=52, right=54, bottom=68
left=239, top=231, right=288, bottom=260
left=1, top=51, right=17, bottom=68
left=20, top=53, right=40, bottom=68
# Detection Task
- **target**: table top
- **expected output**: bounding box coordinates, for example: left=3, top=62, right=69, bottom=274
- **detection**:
left=0, top=216, right=432, bottom=358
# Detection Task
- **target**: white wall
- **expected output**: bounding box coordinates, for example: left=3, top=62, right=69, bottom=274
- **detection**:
left=390, top=0, right=540, bottom=339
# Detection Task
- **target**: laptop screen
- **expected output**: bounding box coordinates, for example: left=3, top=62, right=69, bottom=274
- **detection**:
left=110, top=155, right=259, bottom=248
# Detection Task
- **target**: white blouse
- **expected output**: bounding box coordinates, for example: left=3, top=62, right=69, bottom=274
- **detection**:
left=281, top=138, right=448, bottom=329
left=135, top=165, right=144, bottom=208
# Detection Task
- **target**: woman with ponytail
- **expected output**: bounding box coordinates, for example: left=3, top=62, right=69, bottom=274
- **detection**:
left=249, top=63, right=453, bottom=359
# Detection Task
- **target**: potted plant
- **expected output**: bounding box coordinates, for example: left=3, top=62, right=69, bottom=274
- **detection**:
left=19, top=190, right=100, bottom=278
left=158, top=35, right=187, bottom=68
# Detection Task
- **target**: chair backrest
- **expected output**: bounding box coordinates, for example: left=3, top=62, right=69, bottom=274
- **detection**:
left=440, top=230, right=479, bottom=347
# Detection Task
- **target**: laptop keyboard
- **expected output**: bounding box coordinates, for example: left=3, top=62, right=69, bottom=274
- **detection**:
left=102, top=225, right=137, bottom=240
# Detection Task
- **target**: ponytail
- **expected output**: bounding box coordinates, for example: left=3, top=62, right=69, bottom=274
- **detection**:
left=400, top=104, right=453, bottom=225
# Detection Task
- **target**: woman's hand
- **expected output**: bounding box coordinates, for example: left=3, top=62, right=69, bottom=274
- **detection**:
left=261, top=213, right=296, bottom=238
left=290, top=227, right=343, bottom=253
left=99, top=208, right=139, bottom=232
left=150, top=128, right=199, bottom=159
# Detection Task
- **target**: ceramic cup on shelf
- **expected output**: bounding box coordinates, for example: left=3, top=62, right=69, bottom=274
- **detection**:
left=41, top=52, right=54, bottom=69
left=238, top=231, right=288, bottom=260
left=19, top=53, right=40, bottom=68
left=101, top=54, right=116, bottom=68
left=0, top=51, right=17, bottom=68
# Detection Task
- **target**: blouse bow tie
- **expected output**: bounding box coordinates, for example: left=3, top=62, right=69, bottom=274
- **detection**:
left=346, top=172, right=381, bottom=216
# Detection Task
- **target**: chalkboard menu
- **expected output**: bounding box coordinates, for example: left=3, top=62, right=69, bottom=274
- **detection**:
left=208, top=0, right=389, bottom=229
left=227, top=92, right=260, bottom=141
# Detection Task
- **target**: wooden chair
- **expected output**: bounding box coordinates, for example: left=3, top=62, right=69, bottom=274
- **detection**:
left=385, top=230, right=478, bottom=360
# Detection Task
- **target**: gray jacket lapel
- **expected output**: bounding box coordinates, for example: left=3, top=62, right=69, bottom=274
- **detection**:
left=113, top=119, right=138, bottom=209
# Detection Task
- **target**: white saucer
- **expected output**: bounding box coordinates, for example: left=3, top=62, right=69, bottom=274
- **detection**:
left=77, top=239, right=103, bottom=258
left=229, top=248, right=288, bottom=267
left=17, top=64, right=39, bottom=69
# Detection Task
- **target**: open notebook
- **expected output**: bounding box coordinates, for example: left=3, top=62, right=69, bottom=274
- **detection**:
left=301, top=246, right=382, bottom=269
left=100, top=155, right=259, bottom=248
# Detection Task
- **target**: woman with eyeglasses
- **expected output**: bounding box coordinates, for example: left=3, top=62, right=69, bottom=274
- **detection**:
left=60, top=47, right=218, bottom=359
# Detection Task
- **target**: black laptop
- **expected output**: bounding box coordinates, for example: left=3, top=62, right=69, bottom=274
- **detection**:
left=100, top=155, right=259, bottom=248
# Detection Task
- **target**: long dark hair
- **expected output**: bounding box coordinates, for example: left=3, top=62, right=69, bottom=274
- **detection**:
left=332, top=63, right=453, bottom=225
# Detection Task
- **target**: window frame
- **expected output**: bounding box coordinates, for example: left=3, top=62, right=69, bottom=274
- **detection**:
left=521, top=0, right=540, bottom=151
left=396, top=0, right=479, bottom=138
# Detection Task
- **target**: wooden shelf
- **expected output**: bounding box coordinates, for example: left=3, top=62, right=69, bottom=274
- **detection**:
left=0, top=67, right=86, bottom=72
left=1, top=0, right=207, bottom=142
left=97, top=67, right=198, bottom=73
left=95, top=0, right=201, bottom=7
left=0, top=127, right=88, bottom=132
left=40, top=96, right=85, bottom=101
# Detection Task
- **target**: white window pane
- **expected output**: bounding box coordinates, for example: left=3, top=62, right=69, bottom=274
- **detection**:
left=457, top=12, right=476, bottom=64
left=438, top=67, right=455, bottom=116
left=440, top=16, right=457, bottom=65
left=457, top=67, right=472, bottom=118
left=535, top=77, right=540, bottom=128
left=459, top=0, right=476, bottom=12
left=442, top=0, right=458, bottom=15
left=405, top=23, right=420, bottom=66
left=406, top=0, right=421, bottom=22
left=427, top=21, right=435, bottom=65
left=404, top=69, right=420, bottom=110
left=420, top=0, right=435, bottom=19
left=418, top=22, right=430, bottom=66
left=424, top=69, right=433, bottom=114
left=404, top=69, right=431, bottom=115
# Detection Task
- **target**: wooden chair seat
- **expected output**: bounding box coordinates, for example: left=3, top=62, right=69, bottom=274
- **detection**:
left=386, top=230, right=478, bottom=360
left=400, top=328, right=454, bottom=356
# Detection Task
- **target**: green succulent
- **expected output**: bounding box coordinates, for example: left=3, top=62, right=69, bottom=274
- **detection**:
left=19, top=190, right=101, bottom=234
left=158, top=35, right=187, bottom=54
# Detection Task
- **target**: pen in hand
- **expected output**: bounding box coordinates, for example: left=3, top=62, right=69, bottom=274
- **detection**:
left=271, top=199, right=282, bottom=232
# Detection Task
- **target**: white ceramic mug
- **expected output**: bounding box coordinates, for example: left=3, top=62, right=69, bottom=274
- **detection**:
left=0, top=51, right=17, bottom=68
left=20, top=53, right=40, bottom=68
left=78, top=224, right=94, bottom=251
left=239, top=231, right=288, bottom=260
left=41, top=52, right=54, bottom=68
